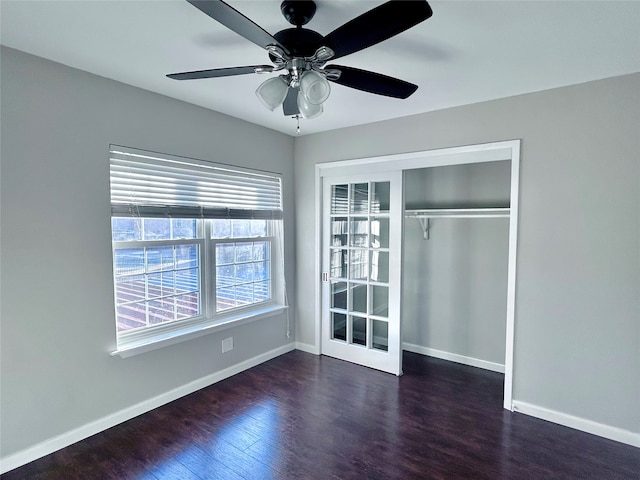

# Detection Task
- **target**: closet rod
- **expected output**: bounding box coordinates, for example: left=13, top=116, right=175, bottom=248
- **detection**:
left=405, top=207, right=510, bottom=239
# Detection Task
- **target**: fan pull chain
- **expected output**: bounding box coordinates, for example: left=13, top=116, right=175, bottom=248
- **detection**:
left=296, top=115, right=301, bottom=135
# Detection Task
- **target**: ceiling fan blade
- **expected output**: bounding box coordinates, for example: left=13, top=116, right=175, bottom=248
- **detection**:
left=326, top=65, right=418, bottom=99
left=187, top=0, right=289, bottom=55
left=322, top=0, right=432, bottom=60
left=167, top=65, right=273, bottom=80
left=282, top=87, right=300, bottom=116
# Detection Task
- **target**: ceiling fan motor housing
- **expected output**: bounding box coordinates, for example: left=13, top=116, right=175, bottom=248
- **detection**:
left=280, top=0, right=317, bottom=27
left=273, top=28, right=324, bottom=58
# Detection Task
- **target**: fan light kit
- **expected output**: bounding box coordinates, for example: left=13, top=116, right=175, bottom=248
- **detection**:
left=168, top=0, right=433, bottom=129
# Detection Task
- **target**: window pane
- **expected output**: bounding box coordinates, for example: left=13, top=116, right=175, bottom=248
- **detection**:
left=176, top=244, right=198, bottom=269
left=216, top=265, right=235, bottom=288
left=250, top=219, right=268, bottom=237
left=112, top=217, right=142, bottom=241
left=253, top=261, right=270, bottom=281
left=232, top=219, right=251, bottom=238
left=236, top=263, right=254, bottom=283
left=116, top=303, right=146, bottom=332
left=176, top=268, right=199, bottom=294
left=172, top=219, right=196, bottom=239
left=148, top=298, right=175, bottom=325
left=211, top=219, right=231, bottom=239
left=144, top=218, right=171, bottom=240
left=214, top=239, right=272, bottom=313
left=253, top=241, right=268, bottom=261
left=236, top=283, right=254, bottom=306
left=115, top=274, right=145, bottom=304
left=217, top=286, right=236, bottom=311
left=216, top=243, right=235, bottom=264
left=254, top=281, right=270, bottom=302
left=176, top=293, right=199, bottom=319
left=147, top=246, right=174, bottom=272
left=235, top=243, right=253, bottom=263
left=148, top=272, right=176, bottom=298
left=114, top=248, right=144, bottom=276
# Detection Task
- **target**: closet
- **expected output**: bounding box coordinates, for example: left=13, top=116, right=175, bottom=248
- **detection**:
left=402, top=160, right=511, bottom=373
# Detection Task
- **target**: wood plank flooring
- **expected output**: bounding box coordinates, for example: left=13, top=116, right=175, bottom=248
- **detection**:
left=3, top=351, right=639, bottom=479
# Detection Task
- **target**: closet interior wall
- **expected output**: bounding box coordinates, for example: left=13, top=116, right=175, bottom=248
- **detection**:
left=402, top=160, right=511, bottom=370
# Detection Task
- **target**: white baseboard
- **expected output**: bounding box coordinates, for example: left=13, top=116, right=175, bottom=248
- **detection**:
left=512, top=400, right=640, bottom=448
left=403, top=342, right=505, bottom=373
left=295, top=341, right=320, bottom=355
left=0, top=343, right=296, bottom=475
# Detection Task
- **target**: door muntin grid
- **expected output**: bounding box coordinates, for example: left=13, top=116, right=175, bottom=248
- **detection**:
left=329, top=182, right=390, bottom=352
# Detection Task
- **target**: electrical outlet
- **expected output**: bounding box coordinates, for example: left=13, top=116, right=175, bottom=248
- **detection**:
left=222, top=337, right=233, bottom=353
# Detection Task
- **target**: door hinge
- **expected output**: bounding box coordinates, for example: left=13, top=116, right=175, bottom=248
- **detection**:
left=322, top=272, right=329, bottom=282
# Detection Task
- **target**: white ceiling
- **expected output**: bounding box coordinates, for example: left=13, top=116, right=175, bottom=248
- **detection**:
left=2, top=0, right=639, bottom=136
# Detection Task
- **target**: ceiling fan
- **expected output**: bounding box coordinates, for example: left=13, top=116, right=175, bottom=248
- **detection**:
left=167, top=0, right=433, bottom=120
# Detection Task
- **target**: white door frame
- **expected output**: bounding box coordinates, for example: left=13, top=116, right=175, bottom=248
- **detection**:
left=314, top=139, right=520, bottom=410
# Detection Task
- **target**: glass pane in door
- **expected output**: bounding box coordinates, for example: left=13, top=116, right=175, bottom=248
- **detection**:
left=331, top=185, right=348, bottom=214
left=351, top=316, right=367, bottom=346
left=371, top=285, right=389, bottom=317
left=371, top=217, right=389, bottom=248
left=332, top=312, right=347, bottom=341
left=351, top=284, right=367, bottom=314
left=330, top=249, right=347, bottom=278
left=349, top=249, right=368, bottom=280
left=371, top=182, right=390, bottom=213
left=372, top=320, right=388, bottom=351
left=331, top=217, right=348, bottom=246
left=350, top=183, right=369, bottom=213
left=349, top=217, right=368, bottom=246
left=370, top=251, right=389, bottom=283
left=331, top=281, right=347, bottom=309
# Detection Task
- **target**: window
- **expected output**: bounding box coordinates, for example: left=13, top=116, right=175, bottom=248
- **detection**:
left=109, top=146, right=285, bottom=353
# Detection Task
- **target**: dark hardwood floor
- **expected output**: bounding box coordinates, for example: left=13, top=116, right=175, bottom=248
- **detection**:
left=3, top=351, right=639, bottom=479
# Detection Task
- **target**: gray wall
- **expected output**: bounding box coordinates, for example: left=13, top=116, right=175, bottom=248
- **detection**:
left=294, top=74, right=640, bottom=434
left=403, top=162, right=510, bottom=365
left=0, top=47, right=296, bottom=458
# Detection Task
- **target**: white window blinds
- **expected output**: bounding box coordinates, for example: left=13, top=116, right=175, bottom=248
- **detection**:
left=110, top=146, right=283, bottom=219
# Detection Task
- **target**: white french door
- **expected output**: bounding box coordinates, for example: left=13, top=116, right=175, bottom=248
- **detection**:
left=321, top=171, right=403, bottom=375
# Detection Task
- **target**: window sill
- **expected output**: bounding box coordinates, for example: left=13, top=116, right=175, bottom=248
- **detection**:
left=111, top=305, right=288, bottom=359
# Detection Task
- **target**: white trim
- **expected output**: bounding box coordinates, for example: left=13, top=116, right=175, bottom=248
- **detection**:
left=295, top=341, right=320, bottom=355
left=512, top=400, right=640, bottom=448
left=403, top=342, right=505, bottom=374
left=112, top=305, right=288, bottom=358
left=314, top=165, right=323, bottom=357
left=503, top=140, right=520, bottom=410
left=316, top=141, right=515, bottom=175
left=0, top=343, right=295, bottom=475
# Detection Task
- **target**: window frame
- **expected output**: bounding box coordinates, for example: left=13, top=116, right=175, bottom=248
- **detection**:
left=109, top=146, right=286, bottom=358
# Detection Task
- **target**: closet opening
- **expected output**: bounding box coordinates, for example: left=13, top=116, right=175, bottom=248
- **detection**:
left=402, top=161, right=511, bottom=381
